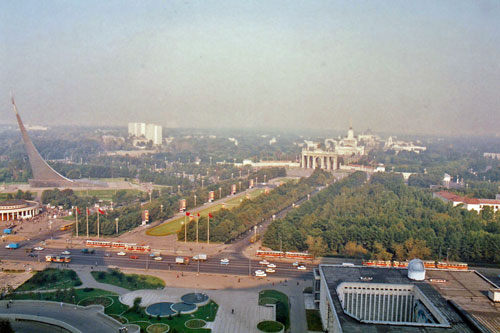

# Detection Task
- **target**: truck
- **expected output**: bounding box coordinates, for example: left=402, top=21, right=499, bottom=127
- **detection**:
left=192, top=254, right=207, bottom=261
left=5, top=243, right=20, bottom=249
left=175, top=256, right=190, bottom=265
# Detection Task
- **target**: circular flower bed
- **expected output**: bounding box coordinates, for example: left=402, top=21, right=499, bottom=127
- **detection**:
left=185, top=319, right=206, bottom=329
left=257, top=320, right=284, bottom=333
left=146, top=323, right=170, bottom=333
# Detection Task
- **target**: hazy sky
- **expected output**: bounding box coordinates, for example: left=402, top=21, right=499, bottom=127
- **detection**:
left=1, top=1, right=499, bottom=135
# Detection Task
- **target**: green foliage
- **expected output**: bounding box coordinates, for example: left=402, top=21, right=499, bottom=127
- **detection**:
left=16, top=268, right=82, bottom=291
left=259, top=290, right=290, bottom=329
left=178, top=169, right=332, bottom=243
left=306, top=310, right=323, bottom=331
left=91, top=270, right=165, bottom=291
left=264, top=172, right=500, bottom=264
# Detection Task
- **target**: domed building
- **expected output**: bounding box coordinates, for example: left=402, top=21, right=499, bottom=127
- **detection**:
left=0, top=199, right=41, bottom=221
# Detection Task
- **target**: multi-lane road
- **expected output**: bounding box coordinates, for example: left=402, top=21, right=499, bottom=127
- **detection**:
left=0, top=247, right=314, bottom=280
left=0, top=184, right=330, bottom=280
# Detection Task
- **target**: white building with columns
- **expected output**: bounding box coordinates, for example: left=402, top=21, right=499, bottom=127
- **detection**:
left=301, top=126, right=365, bottom=170
left=0, top=199, right=41, bottom=221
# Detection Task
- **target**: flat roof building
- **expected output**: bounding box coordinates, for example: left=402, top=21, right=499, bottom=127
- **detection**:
left=313, top=264, right=500, bottom=332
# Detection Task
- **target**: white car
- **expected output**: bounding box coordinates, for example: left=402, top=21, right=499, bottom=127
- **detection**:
left=297, top=265, right=307, bottom=270
left=265, top=268, right=276, bottom=273
left=292, top=261, right=299, bottom=267
left=34, top=247, right=44, bottom=251
left=117, top=252, right=126, bottom=256
left=220, top=258, right=230, bottom=265
left=61, top=251, right=70, bottom=255
left=267, top=263, right=276, bottom=268
left=154, top=256, right=163, bottom=261
left=255, top=270, right=267, bottom=277
left=259, top=260, right=269, bottom=265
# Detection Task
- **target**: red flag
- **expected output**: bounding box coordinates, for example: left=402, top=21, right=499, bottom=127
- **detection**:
left=86, top=208, right=90, bottom=215
left=208, top=213, right=213, bottom=218
left=186, top=212, right=191, bottom=216
left=197, top=213, right=200, bottom=217
left=98, top=208, right=106, bottom=215
left=76, top=207, right=81, bottom=214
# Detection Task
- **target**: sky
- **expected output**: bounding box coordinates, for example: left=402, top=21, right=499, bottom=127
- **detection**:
left=0, top=1, right=499, bottom=135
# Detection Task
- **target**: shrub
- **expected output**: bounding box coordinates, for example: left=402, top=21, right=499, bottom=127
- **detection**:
left=83, top=287, right=94, bottom=292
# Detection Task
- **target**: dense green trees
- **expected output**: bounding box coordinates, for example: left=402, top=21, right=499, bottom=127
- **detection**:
left=263, top=172, right=500, bottom=264
left=178, top=169, right=333, bottom=243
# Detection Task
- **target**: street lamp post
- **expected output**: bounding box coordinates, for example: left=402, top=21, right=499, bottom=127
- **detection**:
left=115, top=218, right=119, bottom=235
left=219, top=187, right=222, bottom=199
left=194, top=195, right=197, bottom=207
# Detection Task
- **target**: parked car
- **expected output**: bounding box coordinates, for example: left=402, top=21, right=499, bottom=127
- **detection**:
left=154, top=256, right=163, bottom=261
left=297, top=265, right=306, bottom=270
left=259, top=260, right=270, bottom=265
left=117, top=252, right=126, bottom=256
left=220, top=258, right=230, bottom=265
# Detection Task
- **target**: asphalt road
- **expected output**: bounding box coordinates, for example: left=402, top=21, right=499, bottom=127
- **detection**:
left=0, top=247, right=314, bottom=280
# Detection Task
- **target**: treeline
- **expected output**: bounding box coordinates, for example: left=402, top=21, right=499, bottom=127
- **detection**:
left=178, top=169, right=333, bottom=243
left=263, top=172, right=500, bottom=264
left=2, top=190, right=34, bottom=201
left=73, top=194, right=179, bottom=237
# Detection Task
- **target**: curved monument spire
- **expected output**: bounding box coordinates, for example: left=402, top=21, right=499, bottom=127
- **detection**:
left=11, top=94, right=74, bottom=187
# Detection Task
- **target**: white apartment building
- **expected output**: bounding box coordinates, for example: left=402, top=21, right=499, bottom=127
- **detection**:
left=128, top=122, right=162, bottom=145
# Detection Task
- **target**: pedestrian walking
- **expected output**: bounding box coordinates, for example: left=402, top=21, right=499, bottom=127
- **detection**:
left=231, top=309, right=234, bottom=314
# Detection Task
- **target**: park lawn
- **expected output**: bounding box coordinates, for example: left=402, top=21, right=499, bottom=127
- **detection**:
left=16, top=268, right=82, bottom=291
left=258, top=290, right=290, bottom=330
left=146, top=188, right=265, bottom=236
left=124, top=301, right=217, bottom=332
left=7, top=287, right=217, bottom=332
left=306, top=309, right=323, bottom=331
left=8, top=288, right=115, bottom=303
left=91, top=270, right=165, bottom=291
left=74, top=189, right=140, bottom=201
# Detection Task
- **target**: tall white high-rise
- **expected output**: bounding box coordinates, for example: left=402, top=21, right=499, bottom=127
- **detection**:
left=128, top=122, right=162, bottom=145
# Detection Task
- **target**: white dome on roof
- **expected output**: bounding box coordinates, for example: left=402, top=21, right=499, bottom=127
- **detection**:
left=408, top=259, right=426, bottom=281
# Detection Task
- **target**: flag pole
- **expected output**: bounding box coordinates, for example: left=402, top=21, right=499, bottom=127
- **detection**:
left=196, top=214, right=199, bottom=244
left=184, top=214, right=187, bottom=244
left=75, top=207, right=79, bottom=238
left=97, top=210, right=100, bottom=239
left=207, top=212, right=210, bottom=245
left=86, top=207, right=89, bottom=238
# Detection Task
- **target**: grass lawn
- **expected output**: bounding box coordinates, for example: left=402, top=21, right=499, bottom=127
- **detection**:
left=7, top=287, right=218, bottom=332
left=16, top=268, right=82, bottom=291
left=306, top=309, right=323, bottom=331
left=146, top=188, right=265, bottom=236
left=74, top=189, right=140, bottom=201
left=9, top=287, right=115, bottom=303
left=258, top=290, right=290, bottom=330
left=91, top=270, right=165, bottom=291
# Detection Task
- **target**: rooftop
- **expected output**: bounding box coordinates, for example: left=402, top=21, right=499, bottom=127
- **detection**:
left=320, top=265, right=476, bottom=332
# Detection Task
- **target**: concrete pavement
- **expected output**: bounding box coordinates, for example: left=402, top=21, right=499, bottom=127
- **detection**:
left=73, top=265, right=129, bottom=295
left=0, top=300, right=139, bottom=333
